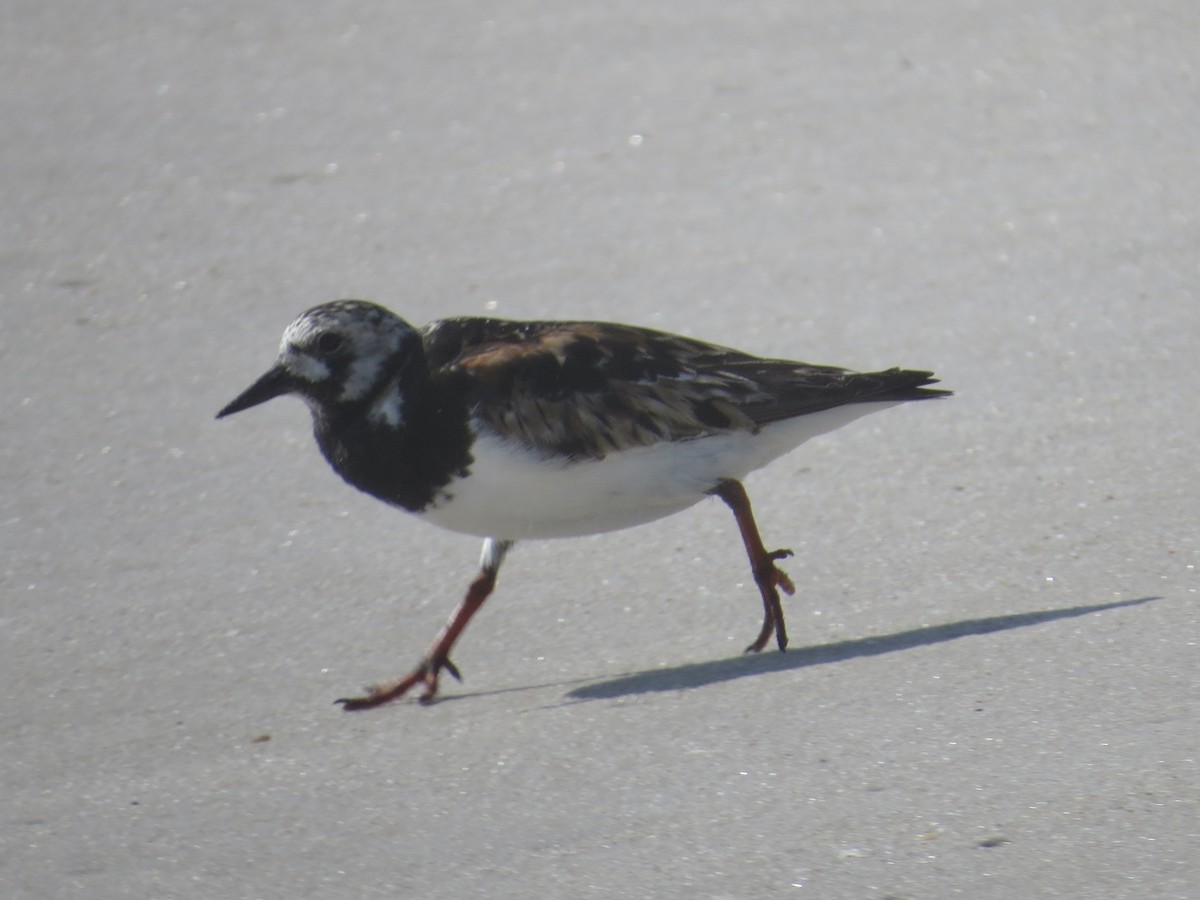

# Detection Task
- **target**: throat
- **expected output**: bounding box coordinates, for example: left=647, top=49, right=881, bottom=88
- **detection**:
left=312, top=390, right=473, bottom=513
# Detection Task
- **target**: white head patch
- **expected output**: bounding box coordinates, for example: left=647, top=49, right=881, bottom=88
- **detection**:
left=366, top=387, right=405, bottom=427
left=280, top=345, right=332, bottom=384
left=340, top=355, right=384, bottom=402
left=279, top=319, right=334, bottom=384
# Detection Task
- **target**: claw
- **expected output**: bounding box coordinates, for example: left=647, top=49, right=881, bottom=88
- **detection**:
left=335, top=663, right=431, bottom=710
left=333, top=654, right=465, bottom=710
left=336, top=688, right=393, bottom=711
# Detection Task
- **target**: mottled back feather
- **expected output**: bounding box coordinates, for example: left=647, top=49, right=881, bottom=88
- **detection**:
left=421, top=317, right=948, bottom=462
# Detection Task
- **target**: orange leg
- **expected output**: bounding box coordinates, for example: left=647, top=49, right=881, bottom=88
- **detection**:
left=712, top=479, right=795, bottom=653
left=337, top=538, right=513, bottom=710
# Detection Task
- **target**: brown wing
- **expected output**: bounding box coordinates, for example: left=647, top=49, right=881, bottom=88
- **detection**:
left=421, top=316, right=945, bottom=461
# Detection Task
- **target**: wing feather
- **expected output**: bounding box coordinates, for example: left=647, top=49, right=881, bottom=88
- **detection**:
left=421, top=317, right=945, bottom=461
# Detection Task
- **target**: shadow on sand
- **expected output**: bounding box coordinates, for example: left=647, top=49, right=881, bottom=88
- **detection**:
left=564, top=596, right=1161, bottom=701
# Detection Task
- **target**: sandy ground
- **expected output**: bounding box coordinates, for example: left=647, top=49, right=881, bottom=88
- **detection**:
left=3, top=2, right=1198, bottom=897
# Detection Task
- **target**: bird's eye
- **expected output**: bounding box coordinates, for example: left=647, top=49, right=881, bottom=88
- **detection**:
left=316, top=333, right=344, bottom=354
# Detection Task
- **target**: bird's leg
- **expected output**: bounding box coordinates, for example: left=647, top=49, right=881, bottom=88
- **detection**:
left=337, top=538, right=513, bottom=710
left=711, top=479, right=795, bottom=653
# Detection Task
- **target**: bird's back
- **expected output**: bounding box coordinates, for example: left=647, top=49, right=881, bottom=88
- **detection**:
left=420, top=316, right=947, bottom=462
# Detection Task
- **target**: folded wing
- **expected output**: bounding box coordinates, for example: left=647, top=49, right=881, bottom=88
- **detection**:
left=421, top=317, right=946, bottom=461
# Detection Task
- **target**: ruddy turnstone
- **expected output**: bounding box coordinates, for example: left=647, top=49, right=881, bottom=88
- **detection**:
left=217, top=300, right=949, bottom=708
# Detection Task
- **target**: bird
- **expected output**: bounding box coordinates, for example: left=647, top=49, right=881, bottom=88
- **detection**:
left=217, top=300, right=949, bottom=708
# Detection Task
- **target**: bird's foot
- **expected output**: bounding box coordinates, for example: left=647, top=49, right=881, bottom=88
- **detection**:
left=744, top=548, right=795, bottom=654
left=335, top=655, right=461, bottom=710
left=760, top=548, right=796, bottom=595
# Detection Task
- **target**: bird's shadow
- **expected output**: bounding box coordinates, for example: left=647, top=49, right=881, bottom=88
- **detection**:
left=562, top=596, right=1161, bottom=702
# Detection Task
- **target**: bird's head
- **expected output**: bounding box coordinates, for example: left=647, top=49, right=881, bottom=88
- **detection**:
left=216, top=300, right=425, bottom=426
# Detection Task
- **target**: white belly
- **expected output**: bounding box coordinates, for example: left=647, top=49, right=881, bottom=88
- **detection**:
left=417, top=402, right=900, bottom=540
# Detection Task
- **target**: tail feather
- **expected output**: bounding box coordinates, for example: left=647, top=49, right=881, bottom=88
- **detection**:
left=863, top=368, right=952, bottom=403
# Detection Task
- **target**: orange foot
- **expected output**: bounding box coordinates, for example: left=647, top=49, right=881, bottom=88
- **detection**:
left=335, top=656, right=461, bottom=710
left=744, top=548, right=796, bottom=654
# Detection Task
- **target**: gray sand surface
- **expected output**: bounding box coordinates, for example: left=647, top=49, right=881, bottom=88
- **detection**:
left=3, top=2, right=1197, bottom=897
